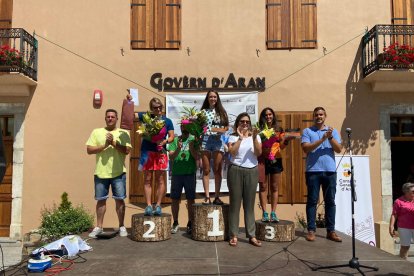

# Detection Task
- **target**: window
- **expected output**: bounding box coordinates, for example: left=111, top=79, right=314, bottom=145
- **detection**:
left=266, top=0, right=317, bottom=49
left=390, top=115, right=414, bottom=140
left=130, top=0, right=181, bottom=50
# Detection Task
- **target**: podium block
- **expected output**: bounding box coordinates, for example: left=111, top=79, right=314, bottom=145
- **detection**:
left=131, top=213, right=171, bottom=242
left=192, top=203, right=229, bottom=241
left=255, top=220, right=295, bottom=242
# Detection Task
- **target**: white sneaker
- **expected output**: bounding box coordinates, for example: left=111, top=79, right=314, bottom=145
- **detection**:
left=171, top=223, right=179, bottom=234
left=119, top=226, right=128, bottom=237
left=88, top=227, right=103, bottom=238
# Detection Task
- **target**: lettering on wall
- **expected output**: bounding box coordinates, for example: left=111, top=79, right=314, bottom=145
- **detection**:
left=150, top=73, right=265, bottom=91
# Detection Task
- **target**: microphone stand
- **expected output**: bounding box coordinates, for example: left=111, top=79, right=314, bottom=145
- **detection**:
left=312, top=131, right=378, bottom=275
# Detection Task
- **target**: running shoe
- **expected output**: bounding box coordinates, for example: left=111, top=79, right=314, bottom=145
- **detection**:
left=153, top=205, right=162, bottom=216
left=144, top=205, right=153, bottom=216
left=270, top=211, right=279, bottom=223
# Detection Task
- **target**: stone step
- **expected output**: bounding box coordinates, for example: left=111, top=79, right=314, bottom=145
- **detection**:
left=0, top=240, right=23, bottom=267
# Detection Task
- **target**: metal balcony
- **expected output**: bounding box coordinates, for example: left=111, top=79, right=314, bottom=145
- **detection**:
left=0, top=28, right=38, bottom=81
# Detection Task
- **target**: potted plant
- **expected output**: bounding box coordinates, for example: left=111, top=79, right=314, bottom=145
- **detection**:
left=0, top=45, right=24, bottom=68
left=382, top=42, right=414, bottom=68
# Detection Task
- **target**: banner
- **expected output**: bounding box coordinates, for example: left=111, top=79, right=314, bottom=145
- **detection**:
left=166, top=92, right=259, bottom=193
left=335, top=155, right=376, bottom=246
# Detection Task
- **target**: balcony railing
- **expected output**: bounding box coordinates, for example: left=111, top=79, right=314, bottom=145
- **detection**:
left=0, top=28, right=38, bottom=81
left=362, top=25, right=414, bottom=77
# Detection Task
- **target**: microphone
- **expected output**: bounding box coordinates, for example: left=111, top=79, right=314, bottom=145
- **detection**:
left=346, top=128, right=352, bottom=134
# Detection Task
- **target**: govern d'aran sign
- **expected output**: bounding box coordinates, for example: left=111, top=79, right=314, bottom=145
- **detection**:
left=150, top=73, right=265, bottom=91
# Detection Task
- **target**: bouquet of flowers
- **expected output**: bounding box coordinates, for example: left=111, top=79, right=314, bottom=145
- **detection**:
left=255, top=122, right=281, bottom=163
left=180, top=106, right=208, bottom=143
left=137, top=112, right=167, bottom=151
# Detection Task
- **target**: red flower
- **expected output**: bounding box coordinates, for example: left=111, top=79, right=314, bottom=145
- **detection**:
left=383, top=42, right=414, bottom=67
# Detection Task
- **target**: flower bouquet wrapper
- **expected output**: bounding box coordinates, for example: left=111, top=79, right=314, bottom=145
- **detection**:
left=151, top=126, right=167, bottom=151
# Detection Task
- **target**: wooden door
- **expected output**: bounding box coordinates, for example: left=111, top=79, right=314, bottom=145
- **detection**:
left=291, top=113, right=313, bottom=203
left=276, top=112, right=313, bottom=204
left=0, top=116, right=13, bottom=237
left=276, top=113, right=292, bottom=203
left=391, top=0, right=414, bottom=46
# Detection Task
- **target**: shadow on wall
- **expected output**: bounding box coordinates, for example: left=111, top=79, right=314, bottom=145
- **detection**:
left=342, top=41, right=378, bottom=154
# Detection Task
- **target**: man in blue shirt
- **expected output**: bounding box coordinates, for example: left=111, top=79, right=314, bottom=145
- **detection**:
left=301, top=107, right=342, bottom=242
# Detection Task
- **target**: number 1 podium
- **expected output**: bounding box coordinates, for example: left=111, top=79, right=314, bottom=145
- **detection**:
left=192, top=203, right=229, bottom=241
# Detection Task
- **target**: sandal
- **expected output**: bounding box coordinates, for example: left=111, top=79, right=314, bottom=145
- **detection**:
left=249, top=238, right=262, bottom=247
left=229, top=237, right=238, bottom=247
left=202, top=197, right=211, bottom=205
left=213, top=197, right=223, bottom=205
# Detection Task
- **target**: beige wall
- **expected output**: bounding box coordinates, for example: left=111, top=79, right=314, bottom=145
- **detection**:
left=9, top=0, right=413, bottom=234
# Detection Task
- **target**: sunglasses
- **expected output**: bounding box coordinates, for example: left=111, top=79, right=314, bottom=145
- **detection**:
left=152, top=105, right=163, bottom=110
left=239, top=120, right=250, bottom=124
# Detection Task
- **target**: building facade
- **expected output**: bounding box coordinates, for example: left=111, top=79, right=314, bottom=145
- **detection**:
left=0, top=0, right=413, bottom=252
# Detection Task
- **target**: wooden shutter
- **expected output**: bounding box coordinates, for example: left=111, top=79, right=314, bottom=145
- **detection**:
left=291, top=0, right=317, bottom=48
left=291, top=113, right=313, bottom=203
left=154, top=0, right=181, bottom=49
left=131, top=0, right=154, bottom=49
left=131, top=0, right=181, bottom=49
left=266, top=0, right=290, bottom=49
left=0, top=0, right=12, bottom=29
left=391, top=0, right=414, bottom=24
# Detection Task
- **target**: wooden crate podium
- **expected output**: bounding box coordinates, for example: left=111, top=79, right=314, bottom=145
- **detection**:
left=131, top=213, right=172, bottom=242
left=255, top=220, right=295, bottom=242
left=192, top=203, right=229, bottom=241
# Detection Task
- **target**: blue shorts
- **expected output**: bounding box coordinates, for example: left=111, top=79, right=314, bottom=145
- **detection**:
left=201, top=135, right=224, bottom=152
left=94, top=173, right=126, bottom=201
left=170, top=174, right=196, bottom=200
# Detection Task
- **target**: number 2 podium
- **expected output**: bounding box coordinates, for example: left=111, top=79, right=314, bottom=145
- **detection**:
left=131, top=213, right=172, bottom=242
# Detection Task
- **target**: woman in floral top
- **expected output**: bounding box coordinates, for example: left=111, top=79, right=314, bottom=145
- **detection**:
left=257, top=107, right=293, bottom=222
left=200, top=90, right=229, bottom=205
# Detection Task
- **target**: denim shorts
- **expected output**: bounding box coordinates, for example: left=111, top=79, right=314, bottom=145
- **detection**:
left=94, top=173, right=126, bottom=200
left=201, top=135, right=224, bottom=152
left=398, top=228, right=414, bottom=246
left=170, top=174, right=196, bottom=200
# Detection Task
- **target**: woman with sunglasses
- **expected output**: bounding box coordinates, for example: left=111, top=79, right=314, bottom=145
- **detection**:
left=200, top=90, right=229, bottom=205
left=138, top=97, right=174, bottom=216
left=227, top=112, right=262, bottom=247
left=389, top=182, right=414, bottom=259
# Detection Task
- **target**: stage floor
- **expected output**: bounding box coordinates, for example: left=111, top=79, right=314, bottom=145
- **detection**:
left=24, top=228, right=414, bottom=275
